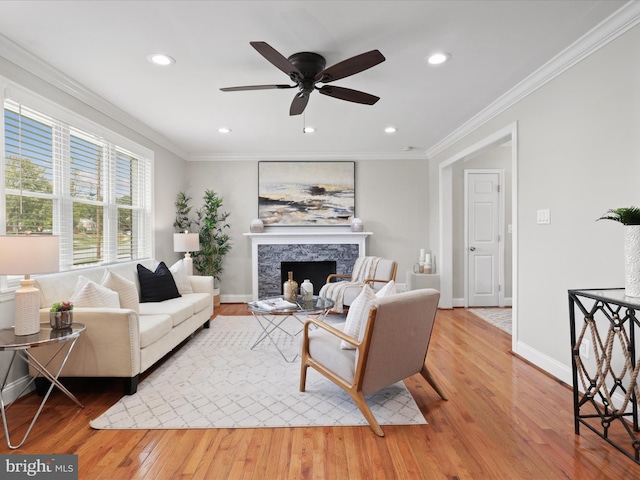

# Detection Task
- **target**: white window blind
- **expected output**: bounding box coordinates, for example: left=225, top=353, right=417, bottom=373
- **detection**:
left=3, top=99, right=152, bottom=270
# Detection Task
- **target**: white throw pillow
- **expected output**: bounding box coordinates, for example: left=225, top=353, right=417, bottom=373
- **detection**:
left=341, top=285, right=376, bottom=350
left=70, top=279, right=120, bottom=308
left=170, top=259, right=193, bottom=294
left=102, top=270, right=140, bottom=313
left=375, top=280, right=397, bottom=298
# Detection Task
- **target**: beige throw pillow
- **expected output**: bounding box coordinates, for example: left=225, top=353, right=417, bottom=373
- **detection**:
left=102, top=270, right=140, bottom=313
left=170, top=259, right=193, bottom=294
left=340, top=285, right=376, bottom=350
left=70, top=277, right=120, bottom=308
left=375, top=280, right=397, bottom=298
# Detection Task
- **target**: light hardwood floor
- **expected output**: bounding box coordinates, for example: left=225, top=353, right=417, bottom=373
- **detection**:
left=1, top=304, right=639, bottom=479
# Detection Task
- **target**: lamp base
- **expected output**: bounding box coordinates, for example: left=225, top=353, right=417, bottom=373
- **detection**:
left=15, top=278, right=41, bottom=336
left=183, top=253, right=194, bottom=276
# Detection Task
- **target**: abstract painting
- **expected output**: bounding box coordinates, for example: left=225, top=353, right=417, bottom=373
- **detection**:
left=258, top=161, right=355, bottom=226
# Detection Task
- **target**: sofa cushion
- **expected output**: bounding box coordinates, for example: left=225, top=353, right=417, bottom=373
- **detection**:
left=178, top=293, right=211, bottom=314
left=139, top=314, right=173, bottom=348
left=137, top=262, right=181, bottom=303
left=102, top=270, right=140, bottom=313
left=170, top=259, right=194, bottom=294
left=138, top=298, right=194, bottom=327
left=70, top=276, right=120, bottom=308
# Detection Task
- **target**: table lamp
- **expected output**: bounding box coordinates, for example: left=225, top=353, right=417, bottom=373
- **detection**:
left=173, top=232, right=200, bottom=276
left=0, top=235, right=60, bottom=335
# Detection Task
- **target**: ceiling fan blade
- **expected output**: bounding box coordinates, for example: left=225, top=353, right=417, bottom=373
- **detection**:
left=317, top=85, right=380, bottom=105
left=315, top=50, right=385, bottom=83
left=220, top=84, right=295, bottom=92
left=290, top=92, right=310, bottom=116
left=250, top=41, right=301, bottom=78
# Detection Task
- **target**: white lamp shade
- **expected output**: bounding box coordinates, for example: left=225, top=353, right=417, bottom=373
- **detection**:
left=0, top=235, right=60, bottom=275
left=0, top=235, right=60, bottom=335
left=173, top=233, right=200, bottom=253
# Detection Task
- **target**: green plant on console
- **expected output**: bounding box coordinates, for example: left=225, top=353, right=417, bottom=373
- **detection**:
left=193, top=189, right=232, bottom=281
left=597, top=207, right=640, bottom=225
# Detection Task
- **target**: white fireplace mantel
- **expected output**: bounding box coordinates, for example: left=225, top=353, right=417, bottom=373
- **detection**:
left=244, top=230, right=373, bottom=300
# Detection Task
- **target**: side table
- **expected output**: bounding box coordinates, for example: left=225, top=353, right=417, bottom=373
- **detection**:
left=568, top=289, right=640, bottom=463
left=0, top=322, right=86, bottom=449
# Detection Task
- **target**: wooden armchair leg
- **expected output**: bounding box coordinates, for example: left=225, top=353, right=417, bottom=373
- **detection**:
left=300, top=362, right=308, bottom=392
left=350, top=391, right=384, bottom=437
left=420, top=365, right=448, bottom=401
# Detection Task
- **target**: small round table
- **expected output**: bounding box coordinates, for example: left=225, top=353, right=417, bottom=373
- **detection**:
left=0, top=322, right=86, bottom=449
left=247, top=296, right=335, bottom=362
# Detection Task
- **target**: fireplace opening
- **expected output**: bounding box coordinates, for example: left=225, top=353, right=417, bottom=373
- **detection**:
left=280, top=261, right=336, bottom=295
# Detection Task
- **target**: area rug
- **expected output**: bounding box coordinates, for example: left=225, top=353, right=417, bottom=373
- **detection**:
left=90, top=315, right=426, bottom=430
left=468, top=307, right=512, bottom=334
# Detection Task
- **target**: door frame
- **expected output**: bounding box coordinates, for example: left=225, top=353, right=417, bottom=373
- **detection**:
left=438, top=121, right=518, bottom=350
left=463, top=169, right=505, bottom=308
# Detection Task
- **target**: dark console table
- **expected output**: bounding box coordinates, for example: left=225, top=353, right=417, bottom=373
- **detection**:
left=569, top=288, right=640, bottom=463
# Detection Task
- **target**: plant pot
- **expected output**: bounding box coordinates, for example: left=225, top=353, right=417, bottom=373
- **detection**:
left=624, top=225, right=640, bottom=297
left=50, top=311, right=73, bottom=329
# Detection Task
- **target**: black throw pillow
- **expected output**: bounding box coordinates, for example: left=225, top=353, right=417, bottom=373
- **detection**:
left=137, top=262, right=181, bottom=303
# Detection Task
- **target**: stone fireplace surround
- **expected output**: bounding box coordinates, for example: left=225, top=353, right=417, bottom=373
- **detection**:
left=244, top=229, right=372, bottom=300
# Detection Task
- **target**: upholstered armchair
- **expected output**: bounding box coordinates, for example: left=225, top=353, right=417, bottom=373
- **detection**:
left=299, top=288, right=446, bottom=436
left=319, top=256, right=397, bottom=313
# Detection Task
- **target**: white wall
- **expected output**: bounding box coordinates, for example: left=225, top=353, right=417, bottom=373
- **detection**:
left=186, top=159, right=430, bottom=301
left=429, top=24, right=640, bottom=383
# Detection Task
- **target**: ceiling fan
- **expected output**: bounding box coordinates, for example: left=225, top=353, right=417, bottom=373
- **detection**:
left=220, top=41, right=385, bottom=116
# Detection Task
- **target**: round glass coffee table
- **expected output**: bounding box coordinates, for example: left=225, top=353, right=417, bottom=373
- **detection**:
left=247, top=295, right=334, bottom=362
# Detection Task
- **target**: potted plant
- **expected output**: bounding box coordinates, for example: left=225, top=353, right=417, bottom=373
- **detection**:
left=174, top=191, right=195, bottom=233
left=598, top=207, right=640, bottom=297
left=50, top=301, right=74, bottom=329
left=193, top=190, right=232, bottom=307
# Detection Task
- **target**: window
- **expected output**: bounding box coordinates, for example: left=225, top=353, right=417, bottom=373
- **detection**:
left=2, top=99, right=152, bottom=270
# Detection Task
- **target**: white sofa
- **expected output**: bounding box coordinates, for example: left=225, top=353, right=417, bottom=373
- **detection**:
left=29, top=259, right=213, bottom=394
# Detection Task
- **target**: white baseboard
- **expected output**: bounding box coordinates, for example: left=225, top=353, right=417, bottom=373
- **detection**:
left=2, top=375, right=34, bottom=404
left=513, top=339, right=573, bottom=386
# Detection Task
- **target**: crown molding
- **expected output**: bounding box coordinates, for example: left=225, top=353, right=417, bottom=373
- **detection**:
left=426, top=1, right=640, bottom=159
left=0, top=34, right=188, bottom=160
left=187, top=150, right=428, bottom=162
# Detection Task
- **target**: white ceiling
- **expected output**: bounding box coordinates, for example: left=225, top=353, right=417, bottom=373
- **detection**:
left=0, top=1, right=629, bottom=159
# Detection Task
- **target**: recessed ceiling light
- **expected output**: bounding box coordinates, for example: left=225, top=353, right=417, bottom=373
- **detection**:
left=147, top=53, right=175, bottom=66
left=427, top=52, right=451, bottom=65
left=303, top=127, right=316, bottom=134
left=218, top=127, right=231, bottom=134
left=384, top=126, right=397, bottom=134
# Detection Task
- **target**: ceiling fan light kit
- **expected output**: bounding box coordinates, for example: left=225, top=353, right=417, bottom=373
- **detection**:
left=221, top=41, right=385, bottom=116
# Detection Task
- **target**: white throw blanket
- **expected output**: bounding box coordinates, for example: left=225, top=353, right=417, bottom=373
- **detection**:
left=319, top=256, right=381, bottom=313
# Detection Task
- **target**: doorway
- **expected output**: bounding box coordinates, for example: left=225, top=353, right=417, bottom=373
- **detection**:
left=438, top=122, right=518, bottom=348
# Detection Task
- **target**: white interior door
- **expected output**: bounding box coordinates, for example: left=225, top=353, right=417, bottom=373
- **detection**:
left=466, top=171, right=502, bottom=306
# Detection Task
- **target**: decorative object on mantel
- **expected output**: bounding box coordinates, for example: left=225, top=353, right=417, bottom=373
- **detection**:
left=250, top=218, right=264, bottom=233
left=49, top=301, right=74, bottom=329
left=351, top=217, right=363, bottom=232
left=597, top=207, right=640, bottom=297
left=258, top=161, right=355, bottom=226
left=0, top=235, right=60, bottom=335
left=283, top=271, right=298, bottom=303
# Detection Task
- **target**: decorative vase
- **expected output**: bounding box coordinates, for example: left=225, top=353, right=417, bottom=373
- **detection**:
left=50, top=311, right=73, bottom=330
left=624, top=225, right=640, bottom=297
left=351, top=218, right=363, bottom=232
left=283, top=271, right=298, bottom=303
left=250, top=218, right=264, bottom=233
left=301, top=279, right=313, bottom=301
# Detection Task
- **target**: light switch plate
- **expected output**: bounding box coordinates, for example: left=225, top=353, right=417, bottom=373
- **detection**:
left=537, top=209, right=550, bottom=224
